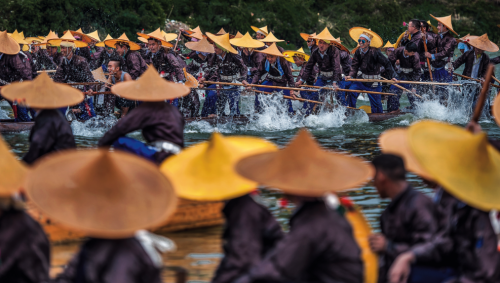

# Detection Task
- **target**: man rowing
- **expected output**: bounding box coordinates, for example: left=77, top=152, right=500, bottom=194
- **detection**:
left=251, top=26, right=269, bottom=41
left=288, top=48, right=319, bottom=114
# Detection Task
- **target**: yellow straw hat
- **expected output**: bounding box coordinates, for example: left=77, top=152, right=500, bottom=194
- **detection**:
left=48, top=31, right=88, bottom=48
left=283, top=47, right=310, bottom=63
left=409, top=120, right=500, bottom=211
left=251, top=26, right=269, bottom=36
left=467, top=34, right=499, bottom=52
left=25, top=37, right=43, bottom=44
left=234, top=31, right=244, bottom=39
left=111, top=65, right=190, bottom=101
left=137, top=37, right=148, bottom=44
left=34, top=31, right=59, bottom=47
left=427, top=21, right=439, bottom=34
left=300, top=32, right=316, bottom=42
left=68, top=28, right=93, bottom=43
left=1, top=72, right=84, bottom=109
left=25, top=149, right=178, bottom=239
left=85, top=30, right=101, bottom=42
left=183, top=68, right=199, bottom=88
left=104, top=33, right=141, bottom=51
left=258, top=32, right=284, bottom=43
left=185, top=37, right=215, bottom=53
left=378, top=128, right=434, bottom=181
left=493, top=97, right=500, bottom=126
left=186, top=26, right=204, bottom=40
left=206, top=32, right=238, bottom=54
left=393, top=32, right=407, bottom=49
left=0, top=31, right=21, bottom=55
left=137, top=28, right=174, bottom=47
left=229, top=32, right=265, bottom=48
left=430, top=14, right=458, bottom=36
left=96, top=34, right=113, bottom=47
left=162, top=31, right=178, bottom=42
left=10, top=30, right=28, bottom=45
left=349, top=27, right=383, bottom=48
left=216, top=28, right=227, bottom=35
left=312, top=27, right=336, bottom=42
left=236, top=129, right=374, bottom=197
left=0, top=135, right=28, bottom=196
left=256, top=43, right=284, bottom=57
left=382, top=41, right=394, bottom=49
left=160, top=133, right=278, bottom=201
left=332, top=37, right=350, bottom=53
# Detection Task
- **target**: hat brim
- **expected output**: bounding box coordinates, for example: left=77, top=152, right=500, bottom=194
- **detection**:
left=283, top=50, right=310, bottom=63
left=69, top=31, right=94, bottom=43
left=229, top=38, right=265, bottom=48
left=300, top=33, right=312, bottom=41
left=137, top=33, right=174, bottom=48
left=185, top=41, right=215, bottom=53
left=104, top=39, right=141, bottom=51
left=468, top=39, right=499, bottom=53
left=1, top=35, right=21, bottom=55
left=48, top=39, right=88, bottom=48
left=430, top=14, right=458, bottom=36
left=206, top=32, right=238, bottom=54
left=349, top=27, right=383, bottom=48
left=251, top=26, right=268, bottom=36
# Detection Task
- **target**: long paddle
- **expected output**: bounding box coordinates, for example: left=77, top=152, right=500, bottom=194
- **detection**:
left=379, top=76, right=424, bottom=99
left=422, top=33, right=433, bottom=81
left=346, top=78, right=461, bottom=86
left=255, top=89, right=361, bottom=110
left=454, top=73, right=500, bottom=89
left=470, top=64, right=494, bottom=123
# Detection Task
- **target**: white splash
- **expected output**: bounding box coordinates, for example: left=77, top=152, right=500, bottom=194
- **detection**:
left=71, top=116, right=118, bottom=137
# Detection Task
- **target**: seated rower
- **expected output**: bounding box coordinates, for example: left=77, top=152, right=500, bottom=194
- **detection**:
left=98, top=66, right=190, bottom=165
left=290, top=48, right=319, bottom=114
left=160, top=133, right=283, bottom=283
left=97, top=59, right=132, bottom=117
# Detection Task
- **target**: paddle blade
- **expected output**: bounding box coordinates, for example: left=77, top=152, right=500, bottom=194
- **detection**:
left=183, top=68, right=199, bottom=88
left=92, top=67, right=107, bottom=83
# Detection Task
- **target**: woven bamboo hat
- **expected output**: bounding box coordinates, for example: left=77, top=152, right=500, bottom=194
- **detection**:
left=0, top=31, right=20, bottom=55
left=312, top=27, right=337, bottom=43
left=2, top=73, right=83, bottom=108
left=256, top=43, right=285, bottom=57
left=137, top=28, right=174, bottom=47
left=68, top=28, right=93, bottom=43
left=35, top=31, right=59, bottom=47
left=234, top=31, right=244, bottom=39
left=230, top=32, right=265, bottom=48
left=183, top=68, right=199, bottom=88
left=186, top=26, right=204, bottom=40
left=236, top=129, right=374, bottom=197
left=251, top=26, right=269, bottom=36
left=10, top=30, right=28, bottom=45
left=300, top=32, right=316, bottom=41
left=160, top=133, right=278, bottom=201
left=25, top=37, right=43, bottom=44
left=185, top=37, right=215, bottom=53
left=259, top=32, right=284, bottom=43
left=349, top=27, right=383, bottom=48
left=206, top=32, right=238, bottom=54
left=430, top=14, right=458, bottom=36
left=409, top=120, right=500, bottom=211
left=25, top=149, right=178, bottom=238
left=378, top=128, right=434, bottom=181
left=381, top=41, right=394, bottom=51
left=48, top=31, right=88, bottom=48
left=0, top=135, right=28, bottom=196
left=111, top=65, right=190, bottom=101
left=162, top=31, right=178, bottom=42
left=137, top=37, right=148, bottom=44
left=283, top=47, right=310, bottom=63
left=96, top=34, right=113, bottom=47
left=493, top=97, right=500, bottom=126
left=467, top=34, right=499, bottom=52
left=85, top=30, right=101, bottom=42
left=104, top=33, right=141, bottom=51
left=332, top=37, right=350, bottom=53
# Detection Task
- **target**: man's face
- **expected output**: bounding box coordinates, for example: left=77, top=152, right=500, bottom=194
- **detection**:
left=214, top=44, right=223, bottom=55
left=115, top=45, right=126, bottom=56
left=307, top=38, right=315, bottom=48
left=147, top=40, right=160, bottom=53
left=107, top=62, right=119, bottom=75
left=437, top=23, right=447, bottom=34
left=385, top=49, right=394, bottom=56
left=266, top=54, right=277, bottom=64
left=255, top=33, right=265, bottom=40
left=294, top=57, right=304, bottom=67
left=475, top=48, right=485, bottom=56
left=106, top=47, right=114, bottom=54
left=373, top=170, right=389, bottom=199
left=60, top=46, right=72, bottom=58
left=358, top=38, right=370, bottom=49
left=408, top=22, right=418, bottom=34
left=404, top=49, right=415, bottom=57
left=47, top=46, right=58, bottom=56
left=318, top=40, right=329, bottom=52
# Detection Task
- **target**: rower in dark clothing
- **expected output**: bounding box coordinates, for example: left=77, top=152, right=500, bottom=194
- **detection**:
left=0, top=136, right=50, bottom=283
left=33, top=31, right=63, bottom=71
left=292, top=48, right=319, bottom=113
left=159, top=133, right=282, bottom=283
left=98, top=66, right=189, bottom=165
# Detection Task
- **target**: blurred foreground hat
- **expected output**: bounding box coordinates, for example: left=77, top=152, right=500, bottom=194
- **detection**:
left=0, top=135, right=28, bottom=196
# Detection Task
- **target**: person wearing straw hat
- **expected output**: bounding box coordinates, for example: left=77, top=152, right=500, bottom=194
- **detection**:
left=160, top=133, right=283, bottom=283
left=98, top=67, right=189, bottom=164
left=67, top=28, right=93, bottom=63
left=251, top=25, right=269, bottom=40
left=199, top=32, right=248, bottom=117
left=291, top=48, right=320, bottom=112
left=84, top=30, right=106, bottom=70
left=27, top=149, right=178, bottom=283
left=1, top=73, right=82, bottom=164
left=380, top=121, right=500, bottom=283
left=50, top=32, right=97, bottom=121
left=258, top=32, right=285, bottom=52
left=0, top=135, right=50, bottom=283
left=11, top=30, right=37, bottom=80
left=368, top=154, right=438, bottom=283
left=418, top=21, right=438, bottom=84
left=246, top=43, right=296, bottom=113
left=301, top=32, right=319, bottom=54
left=33, top=30, right=62, bottom=71
left=346, top=27, right=396, bottom=113
left=234, top=129, right=373, bottom=283
left=230, top=32, right=266, bottom=84
left=92, top=34, right=124, bottom=72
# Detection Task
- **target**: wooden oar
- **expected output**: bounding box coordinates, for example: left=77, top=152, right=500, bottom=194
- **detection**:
left=454, top=73, right=500, bottom=89
left=380, top=76, right=424, bottom=99
left=254, top=89, right=322, bottom=104
left=65, top=82, right=105, bottom=86
left=422, top=33, right=433, bottom=81
left=492, top=76, right=500, bottom=85
left=204, top=81, right=318, bottom=92
left=305, top=85, right=397, bottom=96
left=471, top=65, right=494, bottom=123
left=346, top=78, right=461, bottom=86
left=37, top=70, right=56, bottom=73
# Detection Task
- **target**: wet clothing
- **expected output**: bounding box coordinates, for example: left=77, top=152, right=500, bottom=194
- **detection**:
left=296, top=64, right=318, bottom=86
left=340, top=49, right=352, bottom=76
left=212, top=194, right=284, bottom=283
left=98, top=102, right=184, bottom=164
left=0, top=208, right=50, bottom=283
left=123, top=50, right=148, bottom=80
left=33, top=50, right=60, bottom=70
left=411, top=189, right=500, bottom=282
left=430, top=32, right=457, bottom=70
left=91, top=49, right=124, bottom=72
left=53, top=238, right=162, bottom=283
left=240, top=50, right=266, bottom=82
left=21, top=51, right=38, bottom=79
left=74, top=47, right=91, bottom=63
left=23, top=109, right=76, bottom=165
left=491, top=56, right=500, bottom=65
left=399, top=31, right=425, bottom=64
left=378, top=186, right=438, bottom=283
left=302, top=46, right=342, bottom=83
left=148, top=49, right=185, bottom=82
left=185, top=51, right=210, bottom=76
left=235, top=200, right=363, bottom=283
left=453, top=50, right=491, bottom=79
left=387, top=47, right=422, bottom=111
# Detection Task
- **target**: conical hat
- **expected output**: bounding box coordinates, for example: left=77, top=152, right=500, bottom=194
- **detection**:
left=160, top=133, right=278, bottom=201
left=10, top=30, right=28, bottom=45
left=137, top=37, right=148, bottom=44
left=493, top=97, right=500, bottom=126
left=256, top=43, right=284, bottom=57
left=162, top=31, right=178, bottom=42
left=331, top=37, right=350, bottom=53
left=234, top=31, right=244, bottom=39
left=48, top=31, right=88, bottom=48
left=185, top=37, right=215, bottom=53
left=258, top=32, right=284, bottom=43
left=393, top=32, right=406, bottom=49
left=183, top=68, right=199, bottom=88
left=382, top=41, right=394, bottom=49
left=1, top=73, right=84, bottom=109
left=69, top=28, right=93, bottom=43
left=85, top=30, right=101, bottom=42
left=430, top=14, right=458, bottom=36
left=96, top=34, right=113, bottom=47
left=34, top=31, right=59, bottom=47
left=206, top=32, right=238, bottom=54
left=92, top=67, right=107, bottom=83
left=216, top=28, right=227, bottom=35
left=104, top=33, right=140, bottom=51
left=283, top=47, right=310, bottom=63
left=300, top=32, right=316, bottom=41
left=186, top=26, right=204, bottom=40
left=137, top=28, right=174, bottom=47
left=378, top=128, right=434, bottom=181
left=111, top=65, right=190, bottom=101
left=409, top=121, right=500, bottom=211
left=230, top=32, right=265, bottom=48
left=349, top=27, right=383, bottom=48
left=312, top=27, right=336, bottom=42
left=251, top=26, right=269, bottom=36
left=25, top=149, right=178, bottom=238
left=467, top=34, right=499, bottom=52
left=0, top=31, right=20, bottom=54
left=236, top=129, right=374, bottom=197
left=25, top=37, right=43, bottom=44
left=0, top=135, right=28, bottom=196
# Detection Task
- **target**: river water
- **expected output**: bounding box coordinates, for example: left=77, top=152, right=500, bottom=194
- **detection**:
left=2, top=55, right=500, bottom=282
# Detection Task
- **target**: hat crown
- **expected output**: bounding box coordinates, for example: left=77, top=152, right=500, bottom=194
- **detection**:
left=217, top=28, right=227, bottom=35
left=314, top=27, right=336, bottom=41
left=258, top=42, right=284, bottom=57
left=86, top=30, right=101, bottom=42
left=230, top=32, right=265, bottom=48
left=260, top=32, right=283, bottom=42
left=118, top=33, right=130, bottom=41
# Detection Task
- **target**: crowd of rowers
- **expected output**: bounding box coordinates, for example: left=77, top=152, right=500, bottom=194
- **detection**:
left=1, top=40, right=500, bottom=282
left=1, top=14, right=499, bottom=123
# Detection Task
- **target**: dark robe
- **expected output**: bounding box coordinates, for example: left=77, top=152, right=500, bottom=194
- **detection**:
left=74, top=46, right=91, bottom=63
left=340, top=49, right=352, bottom=76
left=491, top=56, right=500, bottom=65
left=33, top=50, right=60, bottom=71
left=296, top=64, right=318, bottom=85
left=430, top=32, right=457, bottom=69
left=22, top=109, right=76, bottom=165
left=212, top=194, right=284, bottom=283
left=349, top=47, right=396, bottom=79
left=0, top=53, right=32, bottom=86
left=148, top=49, right=185, bottom=82
left=53, top=238, right=162, bottom=283
left=453, top=50, right=491, bottom=79
left=240, top=50, right=266, bottom=81
left=21, top=51, right=38, bottom=79
left=251, top=57, right=294, bottom=87
left=235, top=200, right=363, bottom=283
left=399, top=31, right=425, bottom=65
left=98, top=102, right=184, bottom=164
left=185, top=51, right=209, bottom=76
left=302, top=46, right=342, bottom=82
left=389, top=47, right=422, bottom=81
left=123, top=50, right=148, bottom=80
left=0, top=208, right=50, bottom=283
left=204, top=52, right=247, bottom=83
left=378, top=186, right=438, bottom=282
left=412, top=189, right=500, bottom=282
